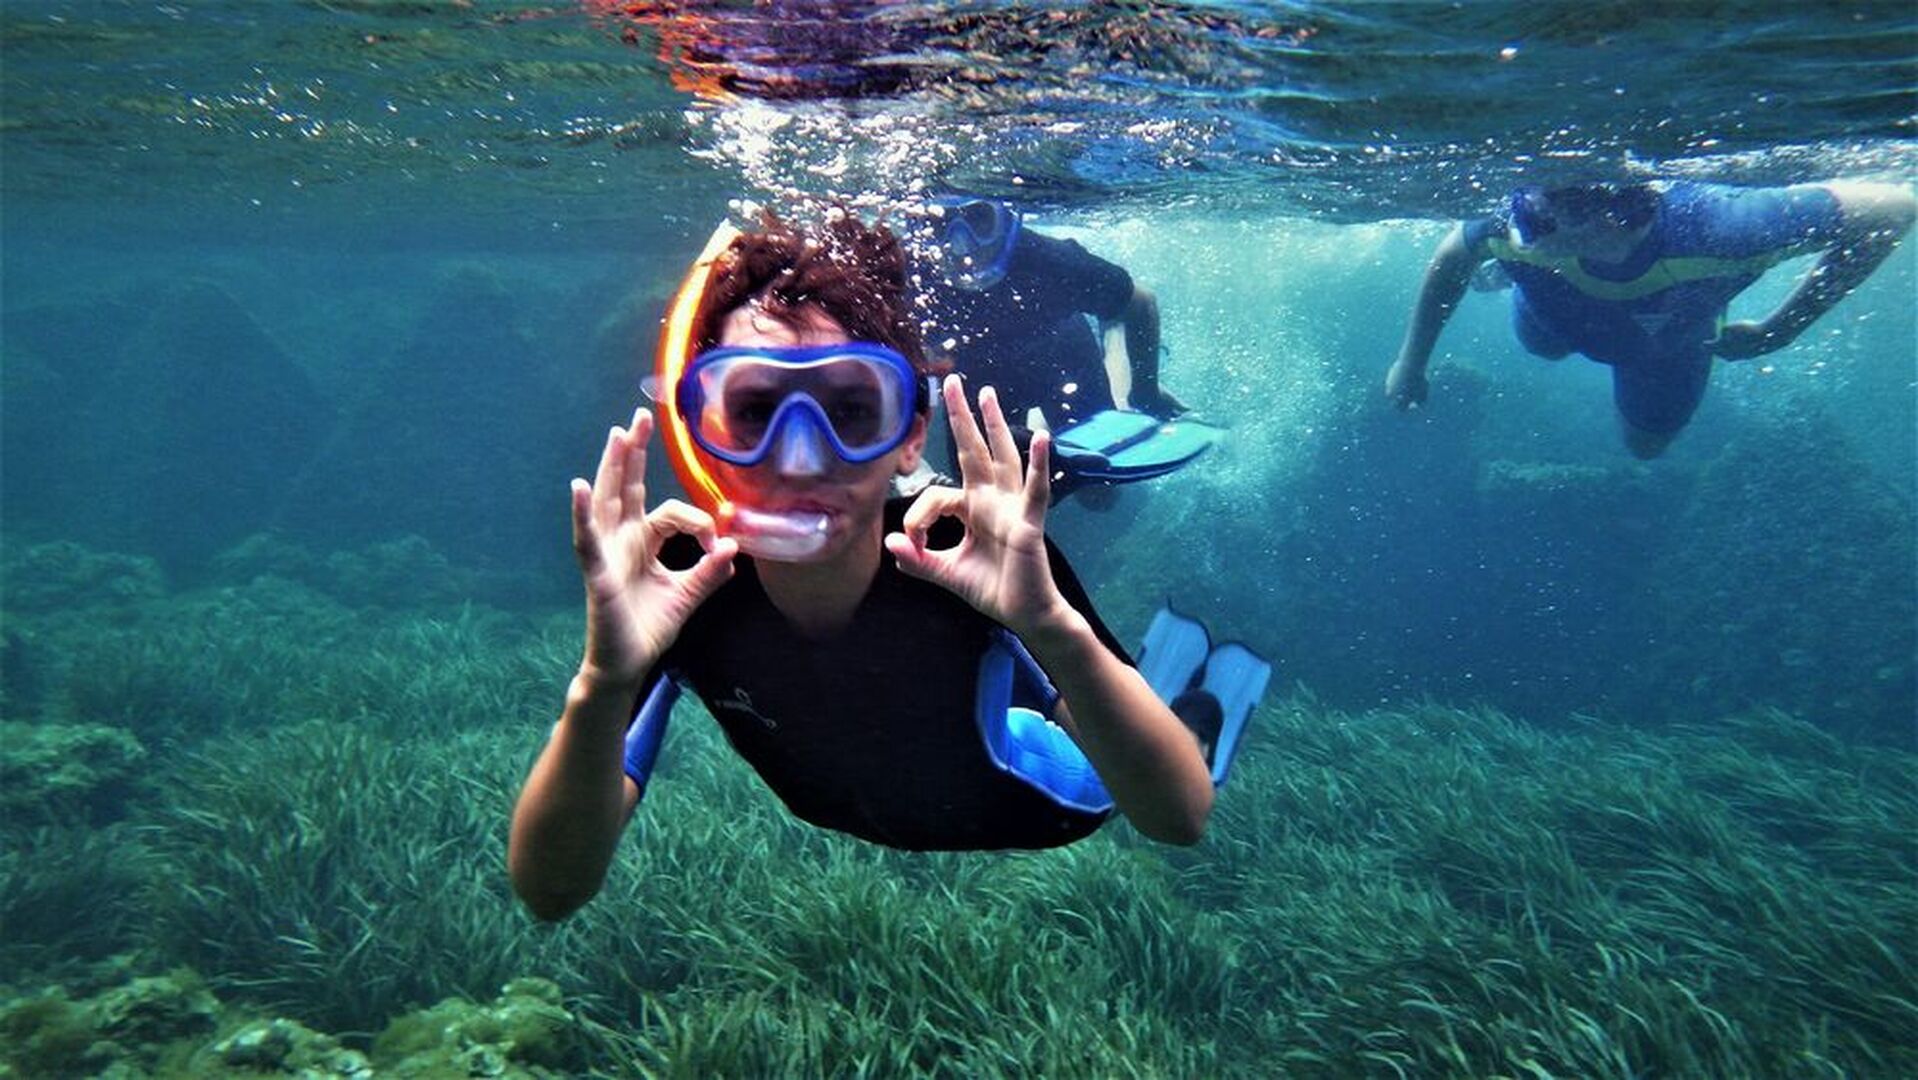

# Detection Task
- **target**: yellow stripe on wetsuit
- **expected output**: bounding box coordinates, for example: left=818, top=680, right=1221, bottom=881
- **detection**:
left=1483, top=235, right=1813, bottom=302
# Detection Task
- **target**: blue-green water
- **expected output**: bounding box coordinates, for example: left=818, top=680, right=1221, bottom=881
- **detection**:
left=3, top=2, right=1915, bottom=1076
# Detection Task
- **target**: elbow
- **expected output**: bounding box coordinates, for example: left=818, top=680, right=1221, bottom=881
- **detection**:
left=1889, top=193, right=1916, bottom=238
left=1133, top=788, right=1214, bottom=847
left=507, top=841, right=605, bottom=923
left=514, top=880, right=597, bottom=923
left=1835, top=183, right=1916, bottom=241
left=1128, top=285, right=1158, bottom=322
left=1145, top=817, right=1208, bottom=847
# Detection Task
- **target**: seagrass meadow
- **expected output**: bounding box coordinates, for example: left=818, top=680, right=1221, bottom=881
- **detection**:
left=2, top=538, right=1913, bottom=1078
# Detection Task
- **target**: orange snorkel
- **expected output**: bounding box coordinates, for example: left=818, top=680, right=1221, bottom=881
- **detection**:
left=653, top=221, right=833, bottom=560
left=655, top=221, right=740, bottom=519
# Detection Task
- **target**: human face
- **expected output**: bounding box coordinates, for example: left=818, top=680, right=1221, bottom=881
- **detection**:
left=1511, top=188, right=1652, bottom=264
left=929, top=197, right=1018, bottom=291
left=702, top=303, right=926, bottom=561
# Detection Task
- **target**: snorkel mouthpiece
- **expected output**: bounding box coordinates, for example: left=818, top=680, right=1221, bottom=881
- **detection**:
left=722, top=504, right=831, bottom=561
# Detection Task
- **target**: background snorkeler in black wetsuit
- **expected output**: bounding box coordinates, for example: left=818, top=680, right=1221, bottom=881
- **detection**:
left=909, top=199, right=1186, bottom=498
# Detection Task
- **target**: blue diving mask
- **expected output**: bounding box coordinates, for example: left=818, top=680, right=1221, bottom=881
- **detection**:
left=677, top=342, right=926, bottom=468
left=1509, top=186, right=1558, bottom=246
left=1510, top=184, right=1656, bottom=248
left=932, top=196, right=1020, bottom=291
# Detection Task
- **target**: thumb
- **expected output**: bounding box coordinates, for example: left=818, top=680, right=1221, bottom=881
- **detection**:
left=683, top=538, right=739, bottom=604
left=885, top=532, right=943, bottom=583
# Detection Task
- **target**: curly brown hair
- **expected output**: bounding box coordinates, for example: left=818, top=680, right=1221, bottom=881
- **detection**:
left=690, top=210, right=931, bottom=396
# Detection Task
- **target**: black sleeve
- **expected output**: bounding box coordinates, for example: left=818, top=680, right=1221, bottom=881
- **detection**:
left=1018, top=231, right=1136, bottom=322
left=1044, top=537, right=1133, bottom=665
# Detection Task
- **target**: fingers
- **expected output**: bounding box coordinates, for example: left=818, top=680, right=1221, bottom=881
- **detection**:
left=621, top=408, right=652, bottom=518
left=943, top=375, right=1026, bottom=491
left=683, top=536, right=739, bottom=603
left=890, top=484, right=965, bottom=585
left=644, top=499, right=721, bottom=560
left=585, top=408, right=657, bottom=541
left=570, top=478, right=604, bottom=576
left=590, top=424, right=627, bottom=535
left=899, top=485, right=965, bottom=551
left=884, top=531, right=938, bottom=581
left=1023, top=429, right=1053, bottom=517
left=941, top=375, right=991, bottom=485
left=977, top=386, right=1022, bottom=488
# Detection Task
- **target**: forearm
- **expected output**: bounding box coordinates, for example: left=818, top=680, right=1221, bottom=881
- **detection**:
left=1099, top=322, right=1132, bottom=410
left=507, top=671, right=643, bottom=920
left=1396, top=230, right=1477, bottom=369
left=1767, top=235, right=1908, bottom=342
left=1100, top=287, right=1162, bottom=410
left=1019, top=606, right=1214, bottom=844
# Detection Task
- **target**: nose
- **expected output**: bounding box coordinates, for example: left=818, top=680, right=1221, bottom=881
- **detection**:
left=770, top=412, right=831, bottom=477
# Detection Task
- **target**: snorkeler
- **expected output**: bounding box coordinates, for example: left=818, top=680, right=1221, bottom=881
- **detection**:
left=1385, top=179, right=1914, bottom=458
left=507, top=211, right=1270, bottom=921
left=913, top=197, right=1218, bottom=498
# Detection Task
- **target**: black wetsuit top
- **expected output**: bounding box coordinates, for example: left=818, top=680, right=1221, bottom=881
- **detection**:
left=646, top=498, right=1127, bottom=851
left=918, top=229, right=1135, bottom=429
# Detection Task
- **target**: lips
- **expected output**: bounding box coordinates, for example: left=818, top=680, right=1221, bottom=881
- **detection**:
left=774, top=499, right=839, bottom=517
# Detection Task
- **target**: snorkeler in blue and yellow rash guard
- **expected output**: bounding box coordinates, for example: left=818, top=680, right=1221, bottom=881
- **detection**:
left=507, top=210, right=1270, bottom=922
left=1385, top=180, right=1914, bottom=458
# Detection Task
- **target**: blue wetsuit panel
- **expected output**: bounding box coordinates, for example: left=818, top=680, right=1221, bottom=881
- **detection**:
left=623, top=674, right=679, bottom=795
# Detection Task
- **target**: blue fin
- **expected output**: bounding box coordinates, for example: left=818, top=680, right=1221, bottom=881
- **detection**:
left=995, top=706, right=1113, bottom=814
left=1054, top=410, right=1222, bottom=483
left=1136, top=604, right=1211, bottom=703
left=1197, top=642, right=1272, bottom=787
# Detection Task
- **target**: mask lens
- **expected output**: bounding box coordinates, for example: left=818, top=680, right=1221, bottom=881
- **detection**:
left=707, top=367, right=783, bottom=454
left=812, top=365, right=889, bottom=447
left=1513, top=189, right=1557, bottom=244
left=955, top=201, right=1000, bottom=253
left=685, top=346, right=913, bottom=464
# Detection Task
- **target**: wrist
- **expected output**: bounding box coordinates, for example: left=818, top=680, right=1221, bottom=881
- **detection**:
left=1011, top=600, right=1094, bottom=656
left=569, top=665, right=644, bottom=712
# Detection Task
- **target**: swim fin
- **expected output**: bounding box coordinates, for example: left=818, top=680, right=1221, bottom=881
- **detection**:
left=1136, top=604, right=1211, bottom=704
left=1053, top=410, right=1222, bottom=484
left=1195, top=641, right=1272, bottom=787
left=975, top=606, right=1271, bottom=813
left=1136, top=604, right=1272, bottom=786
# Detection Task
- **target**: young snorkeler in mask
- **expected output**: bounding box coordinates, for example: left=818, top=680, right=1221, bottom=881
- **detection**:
left=509, top=211, right=1235, bottom=922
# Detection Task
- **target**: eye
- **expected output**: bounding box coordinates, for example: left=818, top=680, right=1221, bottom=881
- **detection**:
left=726, top=392, right=780, bottom=432
left=823, top=391, right=883, bottom=440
